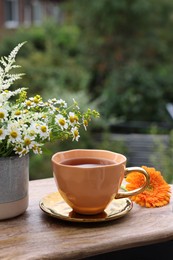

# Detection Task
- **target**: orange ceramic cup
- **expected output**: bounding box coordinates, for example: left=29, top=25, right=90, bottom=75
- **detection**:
left=52, top=149, right=150, bottom=215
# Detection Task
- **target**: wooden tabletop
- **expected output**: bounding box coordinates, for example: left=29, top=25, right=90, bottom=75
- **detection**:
left=0, top=178, right=173, bottom=260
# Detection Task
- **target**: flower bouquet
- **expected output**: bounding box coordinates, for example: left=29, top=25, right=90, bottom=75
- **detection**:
left=0, top=42, right=99, bottom=157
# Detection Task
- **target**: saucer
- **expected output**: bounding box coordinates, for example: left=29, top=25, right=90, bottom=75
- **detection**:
left=39, top=192, right=133, bottom=223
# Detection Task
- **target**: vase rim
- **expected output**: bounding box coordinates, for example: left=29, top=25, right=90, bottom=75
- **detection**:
left=0, top=154, right=29, bottom=160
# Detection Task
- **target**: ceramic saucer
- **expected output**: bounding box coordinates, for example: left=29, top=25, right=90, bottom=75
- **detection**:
left=39, top=192, right=133, bottom=223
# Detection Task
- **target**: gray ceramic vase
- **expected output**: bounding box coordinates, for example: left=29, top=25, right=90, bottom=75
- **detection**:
left=0, top=154, right=29, bottom=220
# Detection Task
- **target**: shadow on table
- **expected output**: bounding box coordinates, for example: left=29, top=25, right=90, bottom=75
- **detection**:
left=83, top=240, right=173, bottom=260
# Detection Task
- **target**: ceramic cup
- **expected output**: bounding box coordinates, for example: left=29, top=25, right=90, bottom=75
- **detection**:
left=52, top=149, right=150, bottom=215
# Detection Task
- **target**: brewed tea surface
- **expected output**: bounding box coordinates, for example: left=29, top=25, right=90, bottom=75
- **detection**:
left=60, top=157, right=115, bottom=167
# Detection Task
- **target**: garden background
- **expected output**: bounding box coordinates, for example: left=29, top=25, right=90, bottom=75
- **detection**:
left=1, top=0, right=173, bottom=182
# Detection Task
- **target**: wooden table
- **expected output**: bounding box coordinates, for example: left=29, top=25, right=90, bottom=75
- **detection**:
left=0, top=178, right=173, bottom=260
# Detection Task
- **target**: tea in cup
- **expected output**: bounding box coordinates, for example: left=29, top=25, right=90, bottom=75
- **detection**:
left=52, top=149, right=150, bottom=215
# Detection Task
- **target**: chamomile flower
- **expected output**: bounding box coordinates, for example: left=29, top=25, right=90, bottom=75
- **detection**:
left=38, top=124, right=50, bottom=140
left=0, top=104, right=10, bottom=122
left=40, top=113, right=49, bottom=123
left=7, top=122, right=22, bottom=143
left=71, top=126, right=80, bottom=141
left=55, top=114, right=68, bottom=130
left=0, top=127, right=7, bottom=140
left=56, top=99, right=67, bottom=108
left=27, top=123, right=39, bottom=137
left=25, top=99, right=32, bottom=108
left=15, top=146, right=30, bottom=157
left=48, top=98, right=58, bottom=104
left=68, top=112, right=79, bottom=125
left=0, top=107, right=9, bottom=121
left=32, top=143, right=43, bottom=155
left=0, top=91, right=12, bottom=104
left=12, top=109, right=23, bottom=119
left=23, top=135, right=35, bottom=149
left=83, top=118, right=89, bottom=131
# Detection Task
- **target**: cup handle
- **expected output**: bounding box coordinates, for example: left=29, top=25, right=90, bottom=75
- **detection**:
left=115, top=167, right=150, bottom=199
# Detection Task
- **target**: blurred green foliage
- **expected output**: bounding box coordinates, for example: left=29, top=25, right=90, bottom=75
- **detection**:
left=65, top=0, right=173, bottom=122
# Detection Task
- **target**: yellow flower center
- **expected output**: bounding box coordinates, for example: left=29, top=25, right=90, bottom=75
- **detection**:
left=0, top=112, right=5, bottom=119
left=74, top=115, right=78, bottom=122
left=33, top=145, right=41, bottom=153
left=74, top=129, right=79, bottom=137
left=10, top=131, right=18, bottom=138
left=83, top=119, right=88, bottom=126
left=15, top=110, right=21, bottom=116
left=0, top=129, right=3, bottom=135
left=70, top=116, right=75, bottom=123
left=59, top=118, right=65, bottom=126
left=22, top=149, right=27, bottom=155
left=26, top=100, right=32, bottom=106
left=16, top=147, right=22, bottom=152
left=29, top=130, right=35, bottom=136
left=41, top=126, right=47, bottom=132
left=24, top=138, right=31, bottom=146
left=33, top=144, right=37, bottom=150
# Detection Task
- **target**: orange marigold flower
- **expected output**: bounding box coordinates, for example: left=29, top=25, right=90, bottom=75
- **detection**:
left=125, top=166, right=171, bottom=208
